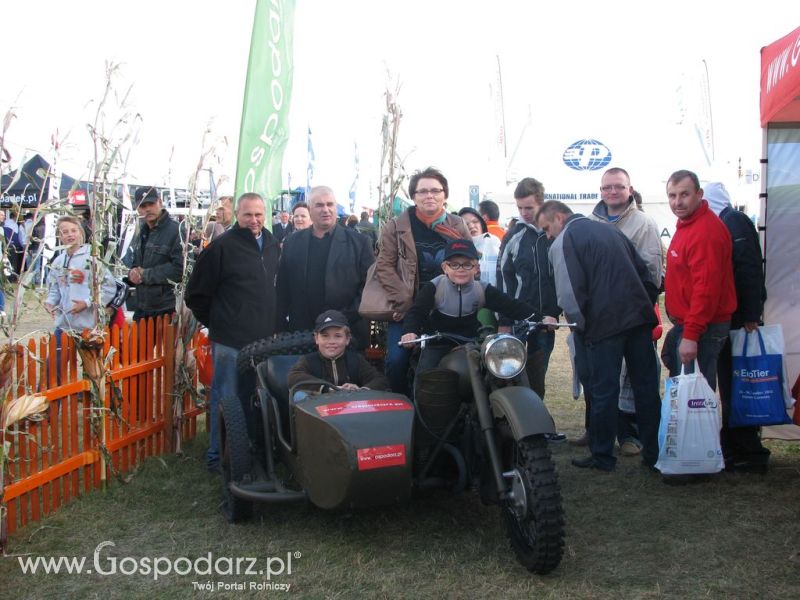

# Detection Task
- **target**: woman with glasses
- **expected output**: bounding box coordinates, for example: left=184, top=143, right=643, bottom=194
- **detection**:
left=373, top=167, right=471, bottom=394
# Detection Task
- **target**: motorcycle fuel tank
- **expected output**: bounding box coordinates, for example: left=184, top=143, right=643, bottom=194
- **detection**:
left=293, top=390, right=414, bottom=510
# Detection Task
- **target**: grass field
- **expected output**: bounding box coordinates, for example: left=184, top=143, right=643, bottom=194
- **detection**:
left=1, top=327, right=799, bottom=600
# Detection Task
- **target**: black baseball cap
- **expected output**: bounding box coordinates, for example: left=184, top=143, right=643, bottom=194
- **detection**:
left=314, top=310, right=350, bottom=332
left=443, top=238, right=479, bottom=261
left=134, top=187, right=160, bottom=207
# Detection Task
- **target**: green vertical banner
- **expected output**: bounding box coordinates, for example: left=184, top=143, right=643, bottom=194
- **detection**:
left=235, top=0, right=296, bottom=231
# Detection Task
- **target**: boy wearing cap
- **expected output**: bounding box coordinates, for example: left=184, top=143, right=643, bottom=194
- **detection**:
left=400, top=239, right=535, bottom=375
left=288, top=310, right=390, bottom=395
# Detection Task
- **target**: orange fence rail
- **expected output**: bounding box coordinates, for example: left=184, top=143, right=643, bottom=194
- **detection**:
left=1, top=316, right=206, bottom=536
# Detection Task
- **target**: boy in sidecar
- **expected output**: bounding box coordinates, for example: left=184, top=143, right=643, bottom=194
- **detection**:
left=400, top=239, right=536, bottom=374
left=288, top=309, right=390, bottom=396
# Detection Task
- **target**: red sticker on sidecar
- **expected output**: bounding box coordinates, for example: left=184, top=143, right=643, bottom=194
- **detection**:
left=315, top=399, right=411, bottom=417
left=356, top=444, right=406, bottom=471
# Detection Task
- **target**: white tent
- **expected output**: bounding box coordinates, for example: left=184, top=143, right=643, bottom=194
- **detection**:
left=759, top=25, right=800, bottom=437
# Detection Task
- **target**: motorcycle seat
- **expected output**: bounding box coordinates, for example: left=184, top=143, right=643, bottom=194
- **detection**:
left=264, top=355, right=301, bottom=426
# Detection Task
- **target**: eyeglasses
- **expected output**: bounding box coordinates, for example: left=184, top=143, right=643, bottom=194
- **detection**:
left=600, top=184, right=629, bottom=192
left=414, top=188, right=445, bottom=197
left=445, top=261, right=476, bottom=271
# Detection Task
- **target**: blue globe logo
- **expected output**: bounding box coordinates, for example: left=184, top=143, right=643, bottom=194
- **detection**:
left=562, top=139, right=612, bottom=171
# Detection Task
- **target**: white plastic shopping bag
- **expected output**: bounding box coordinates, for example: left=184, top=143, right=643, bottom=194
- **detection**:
left=655, top=361, right=724, bottom=475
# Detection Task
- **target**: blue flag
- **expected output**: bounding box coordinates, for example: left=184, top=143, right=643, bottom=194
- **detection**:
left=348, top=141, right=359, bottom=213
left=306, top=126, right=315, bottom=193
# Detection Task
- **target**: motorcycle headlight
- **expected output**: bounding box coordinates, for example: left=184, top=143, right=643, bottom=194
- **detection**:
left=482, top=334, right=526, bottom=379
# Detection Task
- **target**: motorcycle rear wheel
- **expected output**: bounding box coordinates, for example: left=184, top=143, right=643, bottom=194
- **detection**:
left=219, top=394, right=254, bottom=522
left=502, top=434, right=564, bottom=574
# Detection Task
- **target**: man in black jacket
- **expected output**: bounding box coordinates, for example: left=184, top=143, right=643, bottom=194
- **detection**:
left=124, top=187, right=184, bottom=321
left=705, top=182, right=771, bottom=473
left=185, top=193, right=280, bottom=470
left=275, top=186, right=374, bottom=349
left=538, top=201, right=661, bottom=472
left=496, top=178, right=561, bottom=401
left=272, top=210, right=294, bottom=243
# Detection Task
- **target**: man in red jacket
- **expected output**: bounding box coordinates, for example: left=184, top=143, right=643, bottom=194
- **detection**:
left=663, top=170, right=736, bottom=385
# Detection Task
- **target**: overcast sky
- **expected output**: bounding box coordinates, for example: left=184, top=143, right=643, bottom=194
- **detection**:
left=2, top=0, right=798, bottom=223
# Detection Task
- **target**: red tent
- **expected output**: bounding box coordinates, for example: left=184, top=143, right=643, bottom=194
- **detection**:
left=760, top=26, right=800, bottom=437
left=760, top=25, right=800, bottom=126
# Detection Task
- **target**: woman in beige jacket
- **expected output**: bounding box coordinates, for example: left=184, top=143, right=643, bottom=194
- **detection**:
left=374, top=167, right=470, bottom=394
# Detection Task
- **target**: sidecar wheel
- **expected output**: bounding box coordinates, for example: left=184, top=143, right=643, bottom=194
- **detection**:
left=237, top=331, right=317, bottom=374
left=502, top=435, right=564, bottom=574
left=219, top=394, right=254, bottom=522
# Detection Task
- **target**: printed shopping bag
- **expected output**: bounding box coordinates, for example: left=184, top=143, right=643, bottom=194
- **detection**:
left=729, top=328, right=791, bottom=427
left=655, top=361, right=724, bottom=475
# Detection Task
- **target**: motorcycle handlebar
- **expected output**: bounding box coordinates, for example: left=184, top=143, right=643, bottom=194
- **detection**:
left=520, top=320, right=577, bottom=331
left=397, top=331, right=473, bottom=347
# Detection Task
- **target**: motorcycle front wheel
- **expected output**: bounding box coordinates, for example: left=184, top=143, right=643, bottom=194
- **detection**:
left=501, top=434, right=564, bottom=574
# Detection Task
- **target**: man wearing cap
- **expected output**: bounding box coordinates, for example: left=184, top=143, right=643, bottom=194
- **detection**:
left=276, top=185, right=374, bottom=349
left=288, top=310, right=389, bottom=395
left=186, top=192, right=281, bottom=471
left=123, top=186, right=184, bottom=321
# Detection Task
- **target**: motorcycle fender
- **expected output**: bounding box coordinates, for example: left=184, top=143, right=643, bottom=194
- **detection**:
left=490, top=387, right=555, bottom=440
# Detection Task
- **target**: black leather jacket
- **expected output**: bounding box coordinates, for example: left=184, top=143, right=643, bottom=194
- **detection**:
left=124, top=210, right=184, bottom=315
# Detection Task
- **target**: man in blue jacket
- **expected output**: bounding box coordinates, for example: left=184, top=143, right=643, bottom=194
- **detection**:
left=185, top=193, right=280, bottom=471
left=538, top=201, right=661, bottom=472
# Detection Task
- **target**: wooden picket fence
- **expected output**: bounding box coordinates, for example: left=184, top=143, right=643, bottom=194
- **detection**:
left=1, top=315, right=206, bottom=537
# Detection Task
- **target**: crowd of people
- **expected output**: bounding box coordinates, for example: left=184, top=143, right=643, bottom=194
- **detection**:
left=0, top=165, right=770, bottom=477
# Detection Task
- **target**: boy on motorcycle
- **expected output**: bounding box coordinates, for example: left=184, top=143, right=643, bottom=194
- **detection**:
left=400, top=239, right=536, bottom=375
left=288, top=309, right=390, bottom=396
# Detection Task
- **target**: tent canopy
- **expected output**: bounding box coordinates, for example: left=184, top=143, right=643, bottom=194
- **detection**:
left=759, top=26, right=800, bottom=438
left=760, top=25, right=800, bottom=126
left=1, top=154, right=77, bottom=209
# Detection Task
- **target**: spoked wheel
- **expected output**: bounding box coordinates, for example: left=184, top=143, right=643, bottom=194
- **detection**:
left=501, top=434, right=564, bottom=574
left=219, top=394, right=254, bottom=523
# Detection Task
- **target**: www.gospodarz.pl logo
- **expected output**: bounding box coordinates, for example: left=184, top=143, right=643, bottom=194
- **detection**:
left=17, top=540, right=299, bottom=587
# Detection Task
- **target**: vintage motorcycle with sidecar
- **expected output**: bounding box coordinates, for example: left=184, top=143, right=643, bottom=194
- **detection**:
left=223, top=325, right=565, bottom=574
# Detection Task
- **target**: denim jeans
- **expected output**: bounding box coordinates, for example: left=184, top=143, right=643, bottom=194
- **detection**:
left=616, top=343, right=661, bottom=447
left=664, top=322, right=730, bottom=390
left=526, top=329, right=555, bottom=400
left=386, top=320, right=411, bottom=395
left=573, top=333, right=592, bottom=429
left=208, top=342, right=239, bottom=467
left=584, top=324, right=662, bottom=469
